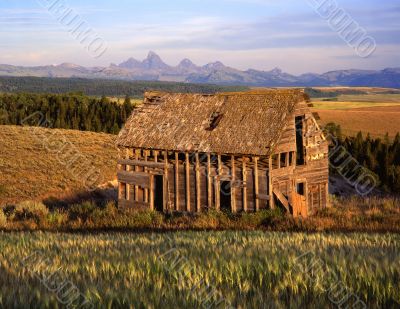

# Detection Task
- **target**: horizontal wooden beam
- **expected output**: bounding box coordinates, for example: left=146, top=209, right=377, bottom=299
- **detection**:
left=117, top=171, right=150, bottom=188
left=118, top=159, right=170, bottom=169
left=118, top=199, right=150, bottom=209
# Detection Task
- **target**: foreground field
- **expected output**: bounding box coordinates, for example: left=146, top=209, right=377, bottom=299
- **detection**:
left=0, top=232, right=398, bottom=308
left=0, top=125, right=117, bottom=205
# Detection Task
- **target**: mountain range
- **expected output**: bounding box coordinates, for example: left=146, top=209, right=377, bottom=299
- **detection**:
left=1, top=51, right=399, bottom=88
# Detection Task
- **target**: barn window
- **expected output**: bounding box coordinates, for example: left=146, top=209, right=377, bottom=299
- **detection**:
left=295, top=116, right=305, bottom=165
left=280, top=153, right=287, bottom=168
left=297, top=182, right=305, bottom=195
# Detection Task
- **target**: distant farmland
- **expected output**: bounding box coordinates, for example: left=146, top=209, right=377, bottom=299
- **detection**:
left=312, top=93, right=400, bottom=138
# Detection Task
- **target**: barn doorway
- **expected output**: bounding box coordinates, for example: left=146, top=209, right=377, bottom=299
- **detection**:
left=154, top=175, right=164, bottom=212
left=220, top=181, right=231, bottom=212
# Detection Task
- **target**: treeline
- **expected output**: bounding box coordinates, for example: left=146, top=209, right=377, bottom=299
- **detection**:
left=0, top=76, right=248, bottom=97
left=0, top=93, right=134, bottom=134
left=304, top=87, right=400, bottom=98
left=326, top=123, right=400, bottom=193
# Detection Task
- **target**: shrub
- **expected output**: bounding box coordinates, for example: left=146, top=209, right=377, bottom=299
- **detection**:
left=0, top=209, right=6, bottom=228
left=69, top=201, right=97, bottom=221
left=13, top=201, right=49, bottom=223
left=47, top=211, right=68, bottom=228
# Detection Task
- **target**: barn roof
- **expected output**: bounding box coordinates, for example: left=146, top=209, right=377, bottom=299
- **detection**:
left=116, top=89, right=306, bottom=156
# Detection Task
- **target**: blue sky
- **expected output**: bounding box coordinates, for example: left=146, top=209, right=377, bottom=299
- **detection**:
left=0, top=0, right=399, bottom=74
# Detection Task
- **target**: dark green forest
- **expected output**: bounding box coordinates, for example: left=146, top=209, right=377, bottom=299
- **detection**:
left=326, top=123, right=400, bottom=193
left=0, top=76, right=248, bottom=97
left=0, top=93, right=134, bottom=134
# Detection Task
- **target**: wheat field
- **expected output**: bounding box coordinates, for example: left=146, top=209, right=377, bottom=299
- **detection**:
left=0, top=232, right=398, bottom=308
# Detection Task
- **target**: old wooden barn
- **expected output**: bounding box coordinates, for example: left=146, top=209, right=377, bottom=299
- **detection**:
left=116, top=89, right=329, bottom=217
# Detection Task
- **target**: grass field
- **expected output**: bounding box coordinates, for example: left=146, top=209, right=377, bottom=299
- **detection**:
left=0, top=231, right=398, bottom=308
left=0, top=125, right=117, bottom=205
left=312, top=93, right=400, bottom=138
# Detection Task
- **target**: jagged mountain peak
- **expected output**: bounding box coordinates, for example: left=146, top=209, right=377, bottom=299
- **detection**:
left=178, top=58, right=196, bottom=68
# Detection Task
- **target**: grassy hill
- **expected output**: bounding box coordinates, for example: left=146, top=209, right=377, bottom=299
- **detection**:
left=0, top=125, right=117, bottom=205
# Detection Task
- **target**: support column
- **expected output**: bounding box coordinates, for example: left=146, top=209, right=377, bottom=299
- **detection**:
left=144, top=150, right=149, bottom=203
left=207, top=153, right=212, bottom=209
left=231, top=155, right=237, bottom=213
left=195, top=153, right=201, bottom=212
left=125, top=149, right=130, bottom=201
left=254, top=157, right=259, bottom=212
left=164, top=151, right=169, bottom=212
left=269, top=156, right=275, bottom=209
left=214, top=155, right=221, bottom=211
left=185, top=152, right=191, bottom=212
left=134, top=149, right=140, bottom=201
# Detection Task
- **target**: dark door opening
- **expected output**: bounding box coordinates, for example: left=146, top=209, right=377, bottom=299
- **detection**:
left=154, top=175, right=164, bottom=212
left=297, top=182, right=305, bottom=196
left=295, top=116, right=305, bottom=165
left=220, top=181, right=231, bottom=212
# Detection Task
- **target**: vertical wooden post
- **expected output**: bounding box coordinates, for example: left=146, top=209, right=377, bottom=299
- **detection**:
left=134, top=149, right=140, bottom=202
left=185, top=152, right=191, bottom=212
left=214, top=155, right=221, bottom=211
left=175, top=152, right=179, bottom=211
left=164, top=151, right=169, bottom=212
left=277, top=153, right=281, bottom=169
left=125, top=148, right=130, bottom=201
left=242, top=156, right=248, bottom=212
left=269, top=155, right=275, bottom=209
left=207, top=153, right=212, bottom=209
left=325, top=182, right=330, bottom=208
left=149, top=175, right=154, bottom=211
left=231, top=155, right=236, bottom=213
left=144, top=150, right=149, bottom=203
left=254, top=157, right=259, bottom=212
left=195, top=153, right=201, bottom=212
left=286, top=152, right=290, bottom=167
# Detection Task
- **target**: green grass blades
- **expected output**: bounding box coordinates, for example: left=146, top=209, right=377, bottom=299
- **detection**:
left=0, top=232, right=399, bottom=308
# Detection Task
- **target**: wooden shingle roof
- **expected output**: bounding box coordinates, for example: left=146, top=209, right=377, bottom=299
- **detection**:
left=116, top=89, right=306, bottom=156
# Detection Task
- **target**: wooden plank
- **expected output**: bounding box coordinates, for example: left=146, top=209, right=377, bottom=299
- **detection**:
left=134, top=149, right=140, bottom=202
left=273, top=188, right=290, bottom=212
left=254, top=157, right=259, bottom=212
left=231, top=155, right=236, bottom=213
left=149, top=175, right=154, bottom=211
left=207, top=153, right=212, bottom=209
left=118, top=182, right=124, bottom=201
left=119, top=199, right=150, bottom=210
left=117, top=159, right=170, bottom=169
left=125, top=149, right=131, bottom=201
left=144, top=151, right=149, bottom=203
left=215, top=155, right=221, bottom=211
left=185, top=152, right=191, bottom=212
left=163, top=151, right=169, bottom=212
left=195, top=153, right=201, bottom=212
left=269, top=156, right=275, bottom=209
left=117, top=171, right=150, bottom=188
left=242, top=156, right=248, bottom=212
left=175, top=152, right=179, bottom=211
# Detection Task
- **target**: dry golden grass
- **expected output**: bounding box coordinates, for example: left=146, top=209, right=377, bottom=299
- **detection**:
left=0, top=125, right=118, bottom=205
left=316, top=106, right=400, bottom=138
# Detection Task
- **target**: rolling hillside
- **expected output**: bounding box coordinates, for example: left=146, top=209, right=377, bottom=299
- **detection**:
left=0, top=126, right=117, bottom=205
